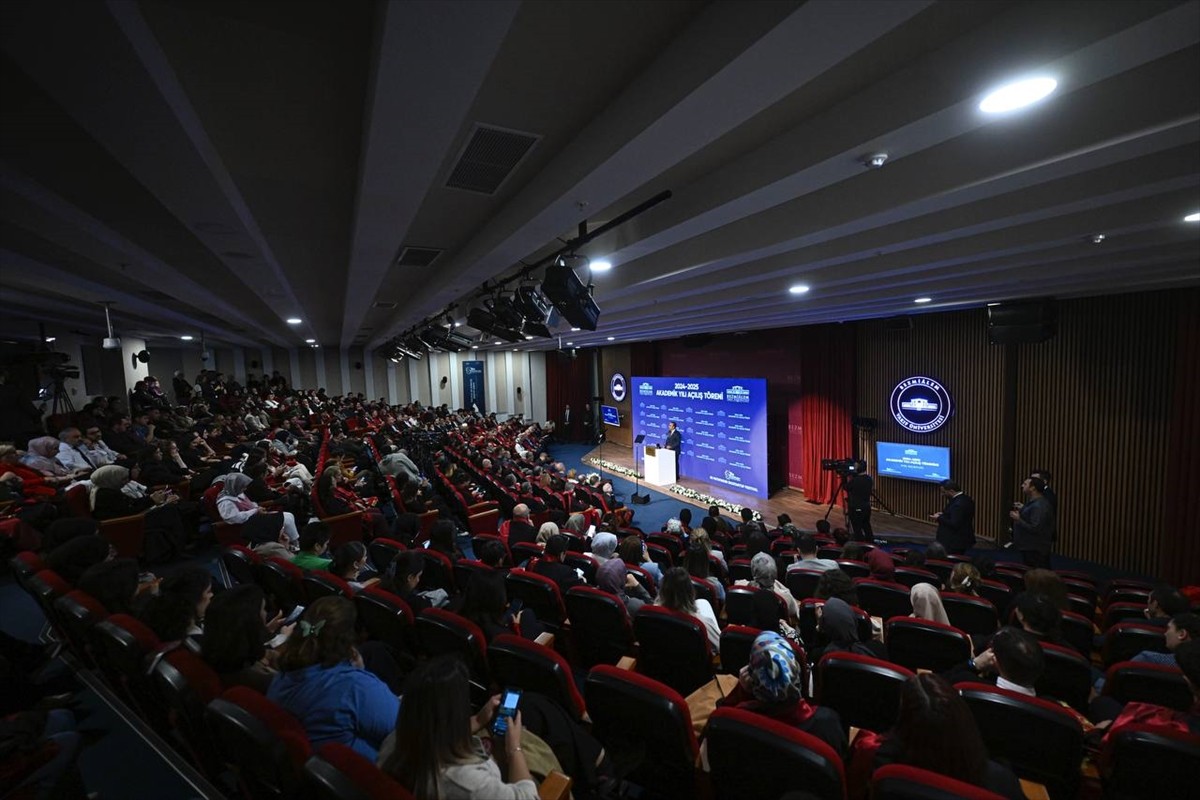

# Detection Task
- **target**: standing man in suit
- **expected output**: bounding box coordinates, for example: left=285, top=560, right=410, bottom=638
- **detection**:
left=562, top=404, right=572, bottom=442
left=1010, top=476, right=1055, bottom=568
left=931, top=479, right=975, bottom=554
left=664, top=420, right=682, bottom=453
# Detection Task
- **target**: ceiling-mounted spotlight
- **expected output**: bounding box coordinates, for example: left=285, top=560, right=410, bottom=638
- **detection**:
left=589, top=259, right=612, bottom=272
left=100, top=302, right=121, bottom=349
left=542, top=256, right=600, bottom=331
left=862, top=153, right=888, bottom=169
left=1089, top=234, right=1106, bottom=244
left=468, top=307, right=524, bottom=343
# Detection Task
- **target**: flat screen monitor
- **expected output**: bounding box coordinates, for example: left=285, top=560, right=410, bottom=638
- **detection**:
left=876, top=441, right=950, bottom=483
left=600, top=405, right=620, bottom=426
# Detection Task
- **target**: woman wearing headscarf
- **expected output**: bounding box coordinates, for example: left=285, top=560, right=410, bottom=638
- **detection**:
left=216, top=472, right=299, bottom=548
left=717, top=630, right=847, bottom=759
left=89, top=464, right=188, bottom=563
left=816, top=597, right=887, bottom=661
left=589, top=531, right=619, bottom=563
left=865, top=547, right=896, bottom=582
left=910, top=582, right=951, bottom=625
left=596, top=557, right=651, bottom=616
left=535, top=521, right=559, bottom=546
left=20, top=437, right=85, bottom=482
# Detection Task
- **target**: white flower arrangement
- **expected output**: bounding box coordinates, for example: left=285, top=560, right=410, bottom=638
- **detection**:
left=582, top=457, right=641, bottom=480
left=668, top=485, right=763, bottom=522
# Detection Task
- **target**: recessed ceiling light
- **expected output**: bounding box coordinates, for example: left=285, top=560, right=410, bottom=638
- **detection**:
left=914, top=297, right=932, bottom=304
left=566, top=342, right=573, bottom=346
left=590, top=260, right=612, bottom=272
left=979, top=76, right=1057, bottom=113
left=494, top=340, right=502, bottom=345
left=286, top=318, right=302, bottom=325
left=524, top=335, right=533, bottom=340
left=471, top=345, right=479, bottom=349
left=44, top=336, right=56, bottom=343
left=1185, top=211, right=1200, bottom=222
left=607, top=336, right=615, bottom=341
left=986, top=302, right=1001, bottom=307
left=513, top=348, right=519, bottom=352
left=789, top=284, right=810, bottom=295
left=570, top=327, right=580, bottom=332
left=305, top=338, right=316, bottom=343
left=180, top=335, right=193, bottom=341
left=1089, top=233, right=1106, bottom=244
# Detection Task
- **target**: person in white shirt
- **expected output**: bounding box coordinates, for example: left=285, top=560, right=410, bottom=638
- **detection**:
left=657, top=567, right=721, bottom=651
left=81, top=426, right=121, bottom=466
left=787, top=534, right=840, bottom=573
left=959, top=626, right=1044, bottom=696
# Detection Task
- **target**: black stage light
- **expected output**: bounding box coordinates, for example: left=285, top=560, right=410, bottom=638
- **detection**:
left=515, top=284, right=555, bottom=326
left=542, top=261, right=600, bottom=331
left=468, top=307, right=524, bottom=343
left=489, top=295, right=526, bottom=330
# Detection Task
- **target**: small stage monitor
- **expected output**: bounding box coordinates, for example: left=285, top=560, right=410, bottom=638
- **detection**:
left=876, top=441, right=951, bottom=483
left=601, top=405, right=620, bottom=426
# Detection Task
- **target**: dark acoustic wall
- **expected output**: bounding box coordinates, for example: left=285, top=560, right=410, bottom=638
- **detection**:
left=599, top=346, right=633, bottom=447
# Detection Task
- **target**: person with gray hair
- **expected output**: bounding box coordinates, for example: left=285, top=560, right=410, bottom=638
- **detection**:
left=590, top=531, right=619, bottom=562
left=664, top=518, right=684, bottom=535
left=56, top=427, right=97, bottom=473
left=735, top=551, right=799, bottom=619
left=506, top=503, right=537, bottom=547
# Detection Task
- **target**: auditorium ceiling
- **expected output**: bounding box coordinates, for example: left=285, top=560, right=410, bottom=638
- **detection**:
left=1, top=0, right=1198, bottom=353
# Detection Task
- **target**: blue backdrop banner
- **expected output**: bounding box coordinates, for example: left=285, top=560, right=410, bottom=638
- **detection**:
left=632, top=376, right=769, bottom=499
left=463, top=360, right=486, bottom=413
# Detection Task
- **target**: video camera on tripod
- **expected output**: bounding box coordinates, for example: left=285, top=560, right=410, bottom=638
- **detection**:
left=821, top=457, right=861, bottom=479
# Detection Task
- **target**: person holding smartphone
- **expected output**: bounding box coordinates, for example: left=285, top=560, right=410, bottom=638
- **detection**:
left=384, top=656, right=537, bottom=799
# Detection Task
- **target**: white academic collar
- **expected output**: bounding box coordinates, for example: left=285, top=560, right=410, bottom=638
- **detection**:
left=996, top=675, right=1036, bottom=696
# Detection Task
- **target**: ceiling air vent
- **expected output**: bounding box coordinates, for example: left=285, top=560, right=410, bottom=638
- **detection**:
left=445, top=124, right=540, bottom=194
left=395, top=247, right=442, bottom=268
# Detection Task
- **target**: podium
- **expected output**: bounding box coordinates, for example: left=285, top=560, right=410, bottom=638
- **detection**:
left=643, top=445, right=677, bottom=487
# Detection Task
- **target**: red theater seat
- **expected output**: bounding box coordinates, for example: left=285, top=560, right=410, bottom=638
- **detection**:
left=706, top=707, right=846, bottom=800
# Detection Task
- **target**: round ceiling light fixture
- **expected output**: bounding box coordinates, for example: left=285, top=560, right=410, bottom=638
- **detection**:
left=789, top=284, right=811, bottom=295
left=1185, top=211, right=1200, bottom=223
left=286, top=318, right=302, bottom=325
left=979, top=76, right=1057, bottom=113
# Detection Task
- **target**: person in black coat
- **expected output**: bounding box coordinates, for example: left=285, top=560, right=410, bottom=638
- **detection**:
left=931, top=479, right=975, bottom=554
left=530, top=535, right=584, bottom=595
left=507, top=504, right=538, bottom=547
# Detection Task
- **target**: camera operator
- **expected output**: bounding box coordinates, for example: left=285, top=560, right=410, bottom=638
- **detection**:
left=844, top=460, right=874, bottom=542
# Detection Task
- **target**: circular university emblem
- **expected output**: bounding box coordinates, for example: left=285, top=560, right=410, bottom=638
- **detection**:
left=609, top=373, right=627, bottom=403
left=889, top=376, right=952, bottom=433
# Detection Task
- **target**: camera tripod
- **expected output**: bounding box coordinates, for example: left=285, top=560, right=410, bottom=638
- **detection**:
left=823, top=472, right=897, bottom=522
left=43, top=376, right=75, bottom=416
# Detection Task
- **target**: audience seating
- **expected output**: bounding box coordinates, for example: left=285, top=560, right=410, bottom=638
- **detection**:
left=505, top=568, right=567, bottom=627
left=585, top=665, right=698, bottom=800
left=354, top=587, right=414, bottom=654
left=785, top=567, right=826, bottom=602
left=835, top=559, right=870, bottom=579
left=27, top=569, right=71, bottom=632
left=626, top=563, right=658, bottom=594
left=977, top=580, right=1013, bottom=614
left=1036, top=641, right=1093, bottom=713
left=855, top=579, right=914, bottom=620
left=303, top=571, right=355, bottom=601
left=893, top=566, right=940, bottom=589
left=941, top=593, right=999, bottom=635
left=151, top=648, right=225, bottom=778
left=562, top=551, right=599, bottom=585
left=706, top=707, right=845, bottom=800
left=646, top=542, right=673, bottom=572
left=452, top=559, right=493, bottom=592
left=816, top=651, right=914, bottom=735
left=205, top=686, right=312, bottom=799
left=728, top=558, right=752, bottom=583
left=1065, top=593, right=1095, bottom=619
left=564, top=586, right=635, bottom=668
left=1061, top=579, right=1099, bottom=613
left=956, top=682, right=1085, bottom=800
left=220, top=544, right=260, bottom=587
left=885, top=617, right=972, bottom=673
left=1101, top=727, right=1200, bottom=800
left=989, top=570, right=1025, bottom=595
left=1103, top=587, right=1152, bottom=609
left=923, top=559, right=954, bottom=586
left=1101, top=661, right=1193, bottom=711
left=259, top=556, right=306, bottom=613
left=366, top=538, right=405, bottom=572
left=718, top=624, right=765, bottom=675
left=90, top=613, right=163, bottom=720
left=98, top=514, right=147, bottom=560
left=510, top=541, right=543, bottom=566
left=690, top=578, right=720, bottom=613
left=489, top=634, right=587, bottom=721
left=632, top=605, right=714, bottom=696
left=798, top=599, right=873, bottom=650
left=1102, top=623, right=1167, bottom=667
left=9, top=551, right=46, bottom=593
left=1102, top=603, right=1150, bottom=631
left=53, top=590, right=108, bottom=668
left=871, top=764, right=1007, bottom=800
left=303, top=743, right=415, bottom=800
left=415, top=608, right=490, bottom=684
left=1059, top=609, right=1095, bottom=658
left=413, top=548, right=456, bottom=594
left=63, top=483, right=91, bottom=518
left=724, top=585, right=784, bottom=628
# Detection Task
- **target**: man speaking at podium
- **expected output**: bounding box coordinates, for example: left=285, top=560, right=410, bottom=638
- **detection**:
left=663, top=421, right=682, bottom=464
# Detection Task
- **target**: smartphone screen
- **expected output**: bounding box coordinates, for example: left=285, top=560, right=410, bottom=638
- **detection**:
left=283, top=604, right=306, bottom=625
left=492, top=688, right=522, bottom=736
left=508, top=598, right=524, bottom=615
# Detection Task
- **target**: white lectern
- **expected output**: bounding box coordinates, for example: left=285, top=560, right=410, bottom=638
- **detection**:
left=643, top=445, right=677, bottom=486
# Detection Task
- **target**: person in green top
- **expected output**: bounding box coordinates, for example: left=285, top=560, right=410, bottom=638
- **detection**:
left=291, top=521, right=333, bottom=571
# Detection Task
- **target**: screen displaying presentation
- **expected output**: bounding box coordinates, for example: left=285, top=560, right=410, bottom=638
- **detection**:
left=876, top=441, right=951, bottom=483
left=632, top=376, right=769, bottom=498
left=600, top=405, right=620, bottom=426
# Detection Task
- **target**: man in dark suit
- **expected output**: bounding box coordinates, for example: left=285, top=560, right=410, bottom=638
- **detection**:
left=562, top=404, right=572, bottom=442
left=664, top=420, right=682, bottom=452
left=1010, top=476, right=1056, bottom=568
left=931, top=479, right=975, bottom=554
left=506, top=503, right=538, bottom=547
left=530, top=535, right=584, bottom=595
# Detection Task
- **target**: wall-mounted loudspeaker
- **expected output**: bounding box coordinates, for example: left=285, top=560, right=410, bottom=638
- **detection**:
left=354, top=362, right=363, bottom=370
left=439, top=376, right=448, bottom=388
left=250, top=360, right=260, bottom=369
left=987, top=300, right=1057, bottom=344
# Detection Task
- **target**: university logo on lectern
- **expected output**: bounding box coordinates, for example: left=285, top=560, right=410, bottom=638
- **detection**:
left=890, top=376, right=952, bottom=433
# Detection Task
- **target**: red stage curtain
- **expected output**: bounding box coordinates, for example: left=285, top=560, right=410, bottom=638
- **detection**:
left=544, top=352, right=592, bottom=437
left=798, top=326, right=855, bottom=504
left=1161, top=289, right=1199, bottom=586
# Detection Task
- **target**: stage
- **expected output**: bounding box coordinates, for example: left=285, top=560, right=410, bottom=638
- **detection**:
left=581, top=442, right=965, bottom=547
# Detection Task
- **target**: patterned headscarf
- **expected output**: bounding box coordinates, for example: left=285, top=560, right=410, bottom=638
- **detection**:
left=745, top=630, right=803, bottom=704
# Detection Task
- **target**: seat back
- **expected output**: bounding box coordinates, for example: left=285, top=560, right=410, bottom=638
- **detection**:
left=303, top=572, right=355, bottom=601
left=413, top=548, right=456, bottom=593
left=724, top=585, right=784, bottom=629
left=259, top=556, right=306, bottom=613
left=1102, top=602, right=1148, bottom=631
left=835, top=559, right=869, bottom=579
left=871, top=763, right=1007, bottom=800
left=505, top=568, right=566, bottom=625
left=855, top=579, right=914, bottom=619
left=205, top=687, right=312, bottom=799
left=817, top=651, right=914, bottom=735
left=564, top=586, right=634, bottom=668
left=1103, top=587, right=1151, bottom=609
left=1103, top=622, right=1167, bottom=667
left=633, top=605, right=713, bottom=696
left=785, top=568, right=826, bottom=603
left=152, top=648, right=225, bottom=775
left=884, top=617, right=972, bottom=673
left=9, top=551, right=46, bottom=593
left=1037, top=641, right=1092, bottom=713
left=89, top=613, right=162, bottom=718
left=54, top=590, right=108, bottom=667
left=956, top=682, right=1084, bottom=799
left=1059, top=610, right=1094, bottom=658
left=893, top=566, right=939, bottom=589
left=941, top=593, right=999, bottom=635
left=303, top=743, right=415, bottom=800
left=366, top=538, right=405, bottom=572
left=728, top=558, right=752, bottom=583
left=923, top=560, right=955, bottom=586
left=706, top=707, right=845, bottom=800
left=690, top=577, right=720, bottom=612
left=221, top=545, right=260, bottom=586
left=718, top=624, right=765, bottom=675
left=1103, top=727, right=1200, bottom=800
left=1102, top=661, right=1193, bottom=710
left=977, top=580, right=1013, bottom=614
left=489, top=634, right=586, bottom=720
left=354, top=587, right=414, bottom=654
left=562, top=552, right=599, bottom=585
left=798, top=599, right=874, bottom=650
left=452, top=559, right=494, bottom=592
left=415, top=608, right=489, bottom=683
left=584, top=665, right=698, bottom=799
left=98, top=514, right=147, bottom=560
left=64, top=483, right=92, bottom=518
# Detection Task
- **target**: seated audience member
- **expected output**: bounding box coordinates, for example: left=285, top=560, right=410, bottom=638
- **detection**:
left=589, top=531, right=619, bottom=564
left=1094, top=640, right=1200, bottom=755
left=89, top=464, right=188, bottom=563
left=946, top=626, right=1045, bottom=696
left=459, top=570, right=542, bottom=643
left=619, top=535, right=662, bottom=585
left=1012, top=592, right=1066, bottom=647
left=656, top=567, right=721, bottom=651
left=684, top=541, right=725, bottom=603
left=1142, top=585, right=1190, bottom=628
left=903, top=550, right=927, bottom=567
left=140, top=567, right=213, bottom=645
left=910, top=582, right=950, bottom=625
left=478, top=539, right=510, bottom=571
left=718, top=630, right=847, bottom=758
left=707, top=505, right=732, bottom=535
left=738, top=507, right=766, bottom=538
left=44, top=534, right=111, bottom=585
left=78, top=558, right=153, bottom=616
left=291, top=521, right=333, bottom=571
left=383, top=550, right=436, bottom=612
left=267, top=597, right=400, bottom=760
left=505, top=504, right=537, bottom=547
left=427, top=519, right=463, bottom=561
left=815, top=597, right=886, bottom=661
left=328, top=542, right=379, bottom=591
left=382, top=656, right=538, bottom=800
left=841, top=542, right=866, bottom=563
left=534, top=521, right=559, bottom=548
left=677, top=508, right=693, bottom=536
left=20, top=437, right=86, bottom=485
left=848, top=673, right=1023, bottom=799
left=201, top=584, right=282, bottom=693
left=316, top=465, right=390, bottom=539
left=744, top=530, right=770, bottom=560
left=691, top=528, right=726, bottom=567
left=775, top=513, right=799, bottom=539
left=55, top=428, right=97, bottom=474
left=735, top=551, right=799, bottom=620
left=530, top=534, right=584, bottom=595
left=865, top=547, right=896, bottom=582
left=815, top=569, right=859, bottom=608
left=948, top=562, right=982, bottom=596
left=217, top=473, right=300, bottom=547
left=788, top=534, right=839, bottom=573
left=135, top=443, right=186, bottom=488
left=1022, top=569, right=1070, bottom=611
left=596, top=557, right=651, bottom=616
left=1093, top=613, right=1200, bottom=695
left=104, top=416, right=147, bottom=458
left=925, top=542, right=948, bottom=561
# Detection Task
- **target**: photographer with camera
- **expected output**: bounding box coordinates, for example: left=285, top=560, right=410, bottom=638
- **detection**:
left=844, top=459, right=875, bottom=542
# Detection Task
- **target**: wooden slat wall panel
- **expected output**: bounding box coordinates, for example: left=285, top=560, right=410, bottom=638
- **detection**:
left=1013, top=292, right=1177, bottom=576
left=856, top=310, right=1007, bottom=539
